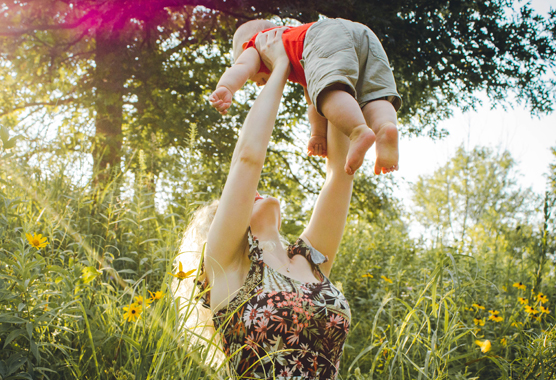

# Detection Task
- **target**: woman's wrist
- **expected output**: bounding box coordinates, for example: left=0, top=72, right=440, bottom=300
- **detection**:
left=271, top=61, right=291, bottom=78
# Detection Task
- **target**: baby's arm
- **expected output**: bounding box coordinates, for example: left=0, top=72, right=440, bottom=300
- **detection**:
left=209, top=48, right=261, bottom=115
left=305, top=88, right=328, bottom=157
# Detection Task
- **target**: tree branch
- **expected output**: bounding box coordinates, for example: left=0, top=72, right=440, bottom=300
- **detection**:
left=0, top=8, right=99, bottom=37
left=0, top=98, right=76, bottom=118
left=268, top=148, right=319, bottom=195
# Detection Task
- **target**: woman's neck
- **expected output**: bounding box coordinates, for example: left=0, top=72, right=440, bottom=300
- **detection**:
left=252, top=225, right=281, bottom=245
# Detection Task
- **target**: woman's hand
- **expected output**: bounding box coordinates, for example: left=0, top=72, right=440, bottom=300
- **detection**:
left=255, top=27, right=290, bottom=72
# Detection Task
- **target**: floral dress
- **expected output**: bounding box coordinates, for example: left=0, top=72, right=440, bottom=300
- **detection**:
left=197, top=229, right=351, bottom=379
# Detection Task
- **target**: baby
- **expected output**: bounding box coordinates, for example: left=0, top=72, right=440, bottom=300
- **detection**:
left=209, top=18, right=402, bottom=175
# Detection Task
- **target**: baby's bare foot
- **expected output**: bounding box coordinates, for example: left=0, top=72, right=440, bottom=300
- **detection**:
left=344, top=126, right=376, bottom=175
left=374, top=122, right=399, bottom=175
left=308, top=135, right=327, bottom=157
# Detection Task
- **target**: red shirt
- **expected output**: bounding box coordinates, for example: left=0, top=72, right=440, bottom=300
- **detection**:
left=243, top=23, right=315, bottom=87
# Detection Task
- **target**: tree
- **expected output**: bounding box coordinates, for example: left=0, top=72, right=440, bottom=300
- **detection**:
left=411, top=146, right=535, bottom=252
left=0, top=0, right=554, bottom=212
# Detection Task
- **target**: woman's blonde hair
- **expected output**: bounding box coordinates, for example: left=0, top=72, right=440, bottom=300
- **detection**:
left=171, top=197, right=289, bottom=368
left=171, top=200, right=223, bottom=365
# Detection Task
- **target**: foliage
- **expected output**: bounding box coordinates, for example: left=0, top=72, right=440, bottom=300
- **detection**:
left=1, top=144, right=555, bottom=379
left=2, top=0, right=554, bottom=141
left=412, top=146, right=536, bottom=251
left=331, top=147, right=556, bottom=379
left=0, top=153, right=220, bottom=379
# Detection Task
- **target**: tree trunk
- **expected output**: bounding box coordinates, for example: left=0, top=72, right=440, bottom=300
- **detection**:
left=93, top=25, right=126, bottom=188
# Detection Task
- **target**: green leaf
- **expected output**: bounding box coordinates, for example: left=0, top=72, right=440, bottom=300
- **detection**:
left=81, top=266, right=102, bottom=284
left=0, top=314, right=26, bottom=324
left=117, top=269, right=137, bottom=274
left=3, top=136, right=20, bottom=150
left=3, top=328, right=26, bottom=348
left=26, top=322, right=33, bottom=341
left=0, top=125, right=9, bottom=144
left=6, top=354, right=26, bottom=376
left=30, top=339, right=40, bottom=362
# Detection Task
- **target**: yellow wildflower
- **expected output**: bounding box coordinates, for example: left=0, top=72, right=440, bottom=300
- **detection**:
left=133, top=295, right=152, bottom=308
left=513, top=282, right=526, bottom=290
left=25, top=233, right=49, bottom=250
left=489, top=315, right=504, bottom=322
left=472, top=303, right=486, bottom=310
left=501, top=337, right=507, bottom=347
left=123, top=304, right=142, bottom=322
left=362, top=273, right=373, bottom=278
left=473, top=318, right=485, bottom=326
left=518, top=297, right=528, bottom=305
left=536, top=292, right=548, bottom=304
left=168, top=262, right=196, bottom=281
left=539, top=305, right=550, bottom=314
left=149, top=290, right=164, bottom=301
left=475, top=339, right=491, bottom=353
left=502, top=286, right=507, bottom=292
left=511, top=321, right=523, bottom=328
left=381, top=275, right=393, bottom=284
left=524, top=305, right=536, bottom=314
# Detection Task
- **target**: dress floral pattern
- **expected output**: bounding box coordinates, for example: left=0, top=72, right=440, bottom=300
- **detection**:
left=197, top=229, right=351, bottom=379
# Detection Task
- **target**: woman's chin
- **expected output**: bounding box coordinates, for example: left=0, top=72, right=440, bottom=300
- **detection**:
left=251, top=197, right=281, bottom=228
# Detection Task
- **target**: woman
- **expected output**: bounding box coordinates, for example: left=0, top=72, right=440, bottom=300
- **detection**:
left=176, top=28, right=359, bottom=379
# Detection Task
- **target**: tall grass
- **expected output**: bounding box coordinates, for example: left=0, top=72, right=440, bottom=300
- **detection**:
left=1, top=152, right=554, bottom=379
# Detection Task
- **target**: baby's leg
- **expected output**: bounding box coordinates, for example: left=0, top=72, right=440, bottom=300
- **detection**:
left=307, top=104, right=328, bottom=157
left=362, top=100, right=398, bottom=175
left=319, top=84, right=375, bottom=175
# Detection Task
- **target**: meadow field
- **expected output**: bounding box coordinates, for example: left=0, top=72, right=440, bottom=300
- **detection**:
left=1, top=1, right=555, bottom=378
left=1, top=144, right=555, bottom=379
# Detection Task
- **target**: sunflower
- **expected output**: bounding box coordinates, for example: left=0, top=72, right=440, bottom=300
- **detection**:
left=25, top=233, right=49, bottom=250
left=475, top=339, right=491, bottom=353
left=513, top=282, right=526, bottom=291
left=168, top=262, right=196, bottom=281
left=123, top=304, right=142, bottom=322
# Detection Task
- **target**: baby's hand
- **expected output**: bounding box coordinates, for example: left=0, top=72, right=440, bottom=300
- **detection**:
left=209, top=86, right=233, bottom=115
left=307, top=135, right=327, bottom=158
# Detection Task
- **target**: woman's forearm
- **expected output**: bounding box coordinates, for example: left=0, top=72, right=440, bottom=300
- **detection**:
left=232, top=62, right=290, bottom=166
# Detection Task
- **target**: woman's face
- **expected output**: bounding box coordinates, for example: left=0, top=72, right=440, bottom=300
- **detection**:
left=251, top=193, right=281, bottom=230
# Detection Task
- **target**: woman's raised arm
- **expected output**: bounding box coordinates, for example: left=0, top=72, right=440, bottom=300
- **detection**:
left=205, top=29, right=291, bottom=278
left=301, top=122, right=354, bottom=277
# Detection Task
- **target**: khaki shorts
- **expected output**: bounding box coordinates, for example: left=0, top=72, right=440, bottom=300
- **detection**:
left=302, top=18, right=402, bottom=116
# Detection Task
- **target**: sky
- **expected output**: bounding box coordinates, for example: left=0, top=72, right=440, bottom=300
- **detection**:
left=386, top=0, right=556, bottom=216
